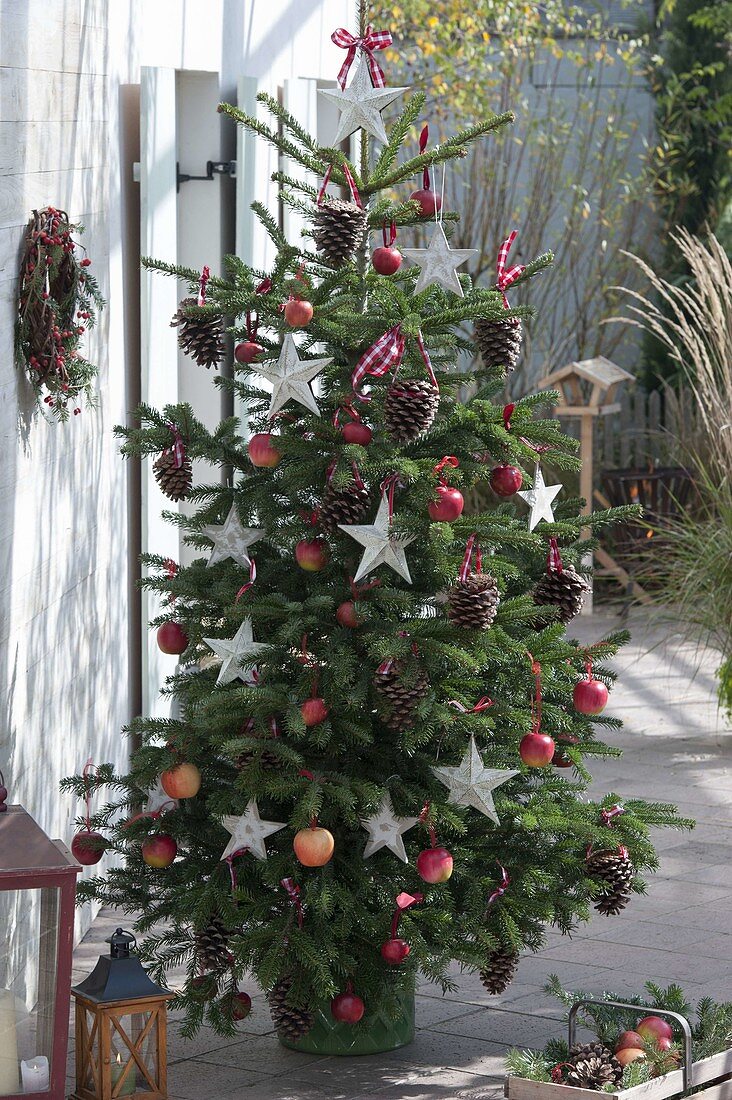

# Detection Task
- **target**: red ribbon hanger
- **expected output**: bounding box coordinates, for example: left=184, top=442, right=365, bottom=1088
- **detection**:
left=547, top=537, right=563, bottom=574
left=331, top=24, right=392, bottom=89
left=459, top=533, right=483, bottom=582
left=382, top=220, right=397, bottom=248
left=351, top=327, right=436, bottom=400
left=317, top=162, right=363, bottom=209
left=447, top=696, right=494, bottom=714
left=235, top=557, right=257, bottom=602
left=165, top=422, right=186, bottom=469
left=281, top=876, right=304, bottom=928
left=389, top=890, right=423, bottom=940
left=495, top=231, right=525, bottom=309
left=487, top=862, right=510, bottom=906
left=197, top=265, right=210, bottom=306
left=526, top=653, right=542, bottom=735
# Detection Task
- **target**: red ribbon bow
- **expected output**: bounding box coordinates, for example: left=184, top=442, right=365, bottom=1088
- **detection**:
left=433, top=456, right=459, bottom=484
left=487, top=862, right=510, bottom=906
left=352, top=327, right=436, bottom=401
left=331, top=25, right=392, bottom=89
left=496, top=231, right=525, bottom=308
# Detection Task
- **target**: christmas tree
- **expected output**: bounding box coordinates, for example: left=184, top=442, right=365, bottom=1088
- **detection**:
left=65, top=7, right=689, bottom=1048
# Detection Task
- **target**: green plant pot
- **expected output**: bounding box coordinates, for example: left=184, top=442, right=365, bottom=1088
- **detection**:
left=279, top=983, right=415, bottom=1056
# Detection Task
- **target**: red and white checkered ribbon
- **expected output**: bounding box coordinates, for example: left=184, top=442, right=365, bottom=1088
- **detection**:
left=496, top=231, right=525, bottom=308
left=165, top=422, right=186, bottom=469
left=459, top=533, right=483, bottom=582
left=197, top=265, right=210, bottom=306
left=547, top=537, right=563, bottom=574
left=226, top=847, right=248, bottom=896
left=317, top=162, right=362, bottom=209
left=331, top=25, right=392, bottom=89
left=352, top=324, right=405, bottom=400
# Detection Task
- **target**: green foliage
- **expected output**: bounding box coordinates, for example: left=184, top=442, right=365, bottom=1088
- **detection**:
left=66, top=10, right=690, bottom=1036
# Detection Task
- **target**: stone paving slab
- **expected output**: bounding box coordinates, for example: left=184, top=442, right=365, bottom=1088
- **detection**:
left=70, top=609, right=732, bottom=1098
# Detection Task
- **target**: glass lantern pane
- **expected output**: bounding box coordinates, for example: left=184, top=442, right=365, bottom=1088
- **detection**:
left=0, top=887, right=59, bottom=1096
left=109, top=1011, right=159, bottom=1096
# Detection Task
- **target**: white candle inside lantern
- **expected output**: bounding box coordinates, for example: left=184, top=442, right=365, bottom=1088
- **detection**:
left=20, top=1056, right=49, bottom=1092
left=0, top=989, right=19, bottom=1095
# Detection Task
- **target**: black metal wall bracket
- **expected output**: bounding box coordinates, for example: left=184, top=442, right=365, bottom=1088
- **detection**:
left=177, top=160, right=237, bottom=191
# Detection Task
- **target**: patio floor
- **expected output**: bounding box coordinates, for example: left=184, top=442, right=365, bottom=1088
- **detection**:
left=69, top=609, right=732, bottom=1099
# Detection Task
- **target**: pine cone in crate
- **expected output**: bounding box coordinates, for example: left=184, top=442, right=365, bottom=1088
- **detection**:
left=534, top=563, right=588, bottom=624
left=586, top=847, right=634, bottom=915
left=312, top=199, right=366, bottom=268
left=447, top=572, right=500, bottom=630
left=171, top=297, right=225, bottom=369
left=479, top=947, right=519, bottom=994
left=268, top=976, right=314, bottom=1042
left=373, top=661, right=429, bottom=732
left=384, top=379, right=439, bottom=443
left=566, top=1042, right=623, bottom=1090
left=474, top=318, right=523, bottom=373
left=319, top=480, right=370, bottom=533
left=194, top=914, right=232, bottom=973
left=153, top=449, right=193, bottom=502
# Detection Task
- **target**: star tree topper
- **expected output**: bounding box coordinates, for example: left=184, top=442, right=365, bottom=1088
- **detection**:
left=432, top=736, right=518, bottom=824
left=256, top=333, right=332, bottom=418
left=339, top=494, right=416, bottom=583
left=361, top=792, right=419, bottom=863
left=318, top=55, right=408, bottom=146
left=203, top=618, right=268, bottom=686
left=401, top=222, right=478, bottom=297
left=517, top=463, right=562, bottom=531
left=220, top=799, right=287, bottom=861
left=201, top=503, right=263, bottom=568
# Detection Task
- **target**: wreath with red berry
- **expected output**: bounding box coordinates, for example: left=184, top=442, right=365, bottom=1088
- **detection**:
left=15, top=207, right=105, bottom=421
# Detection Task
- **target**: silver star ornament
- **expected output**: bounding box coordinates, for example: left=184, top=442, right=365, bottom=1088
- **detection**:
left=220, top=799, right=287, bottom=861
left=318, top=55, right=408, bottom=146
left=146, top=776, right=177, bottom=813
left=361, top=793, right=419, bottom=863
left=432, top=736, right=517, bottom=824
left=517, top=463, right=562, bottom=531
left=203, top=618, right=268, bottom=686
left=256, top=333, right=332, bottom=418
left=339, top=494, right=416, bottom=583
left=201, top=503, right=263, bottom=568
left=401, top=222, right=478, bottom=297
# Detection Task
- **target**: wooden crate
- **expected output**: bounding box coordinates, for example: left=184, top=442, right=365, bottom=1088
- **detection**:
left=506, top=1048, right=732, bottom=1100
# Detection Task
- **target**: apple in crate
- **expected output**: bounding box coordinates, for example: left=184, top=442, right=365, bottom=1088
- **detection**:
left=637, top=1016, right=674, bottom=1042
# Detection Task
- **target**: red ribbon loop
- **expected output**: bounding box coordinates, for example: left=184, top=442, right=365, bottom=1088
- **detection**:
left=380, top=473, right=402, bottom=522
left=382, top=221, right=397, bottom=247
left=281, top=877, right=304, bottom=927
left=82, top=758, right=98, bottom=831
left=331, top=24, right=392, bottom=89
left=433, top=456, right=459, bottom=483
left=256, top=277, right=272, bottom=295
left=416, top=330, right=438, bottom=389
left=351, top=460, right=365, bottom=490
left=352, top=325, right=405, bottom=400
left=165, top=422, right=186, bottom=469
left=459, top=534, right=483, bottom=582
left=496, top=231, right=525, bottom=308
left=226, top=847, right=248, bottom=895
left=419, top=124, right=431, bottom=189
left=487, top=862, right=510, bottom=906
left=197, top=265, right=210, bottom=306
left=317, top=163, right=362, bottom=209
left=601, top=804, right=625, bottom=828
left=503, top=403, right=515, bottom=432
left=448, top=696, right=494, bottom=714
left=527, top=653, right=542, bottom=734
left=547, top=537, right=563, bottom=574
left=391, top=890, right=423, bottom=938
left=235, top=557, right=257, bottom=602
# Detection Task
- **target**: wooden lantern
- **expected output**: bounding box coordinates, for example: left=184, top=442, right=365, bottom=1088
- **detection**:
left=0, top=804, right=81, bottom=1100
left=70, top=929, right=171, bottom=1100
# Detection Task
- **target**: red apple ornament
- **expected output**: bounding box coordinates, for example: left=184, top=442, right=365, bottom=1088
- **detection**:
left=284, top=298, right=313, bottom=328
left=248, top=433, right=282, bottom=468
left=156, top=621, right=188, bottom=655
left=141, top=834, right=177, bottom=868
left=637, top=1016, right=674, bottom=1043
left=411, top=125, right=442, bottom=217
left=381, top=938, right=410, bottom=965
left=231, top=991, right=252, bottom=1021
left=574, top=676, right=609, bottom=715
left=295, top=537, right=329, bottom=572
left=336, top=600, right=362, bottom=629
left=416, top=847, right=453, bottom=884
left=428, top=485, right=464, bottom=522
left=161, top=762, right=201, bottom=799
left=342, top=420, right=372, bottom=446
left=519, top=731, right=556, bottom=767
left=372, top=245, right=402, bottom=275
left=293, top=825, right=334, bottom=867
left=301, top=697, right=329, bottom=726
left=71, top=830, right=106, bottom=866
left=234, top=340, right=263, bottom=364
left=490, top=463, right=523, bottom=498
left=331, top=988, right=365, bottom=1024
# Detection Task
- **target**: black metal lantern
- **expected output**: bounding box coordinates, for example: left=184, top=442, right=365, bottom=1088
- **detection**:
left=70, top=929, right=171, bottom=1100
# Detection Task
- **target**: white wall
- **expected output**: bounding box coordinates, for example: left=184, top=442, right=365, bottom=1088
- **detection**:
left=0, top=0, right=352, bottom=963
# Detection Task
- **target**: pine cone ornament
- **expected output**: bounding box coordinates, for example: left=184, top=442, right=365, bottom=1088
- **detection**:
left=447, top=572, right=500, bottom=630
left=373, top=661, right=429, bottom=732
left=385, top=379, right=439, bottom=443
left=586, top=847, right=634, bottom=915
left=268, top=976, right=314, bottom=1042
left=474, top=318, right=523, bottom=373
left=312, top=198, right=367, bottom=268
left=566, top=1043, right=623, bottom=1090
left=153, top=448, right=193, bottom=502
left=319, top=480, right=371, bottom=533
left=194, top=915, right=232, bottom=972
left=171, top=297, right=225, bottom=369
left=534, top=563, right=589, bottom=624
left=479, top=947, right=520, bottom=994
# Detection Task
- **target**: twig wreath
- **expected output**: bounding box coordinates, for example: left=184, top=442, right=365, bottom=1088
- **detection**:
left=15, top=207, right=105, bottom=422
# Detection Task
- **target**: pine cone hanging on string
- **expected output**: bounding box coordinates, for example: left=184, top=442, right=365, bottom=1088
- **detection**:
left=385, top=379, right=439, bottom=443
left=153, top=448, right=193, bottom=502
left=447, top=572, right=500, bottom=629
left=171, top=297, right=225, bottom=369
left=586, top=847, right=634, bottom=915
left=474, top=318, right=523, bottom=373
left=312, top=199, right=367, bottom=268
left=194, top=915, right=233, bottom=973
left=566, top=1043, right=623, bottom=1090
left=479, top=947, right=520, bottom=994
left=373, top=661, right=429, bottom=732
left=268, top=976, right=314, bottom=1042
left=534, top=562, right=589, bottom=624
left=319, top=480, right=371, bottom=533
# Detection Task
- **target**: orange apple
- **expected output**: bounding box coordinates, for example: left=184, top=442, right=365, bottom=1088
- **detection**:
left=161, top=762, right=201, bottom=799
left=293, top=826, right=334, bottom=867
left=616, top=1048, right=646, bottom=1068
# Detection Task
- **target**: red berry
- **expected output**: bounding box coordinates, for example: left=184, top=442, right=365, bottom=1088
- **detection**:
left=80, top=258, right=92, bottom=267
